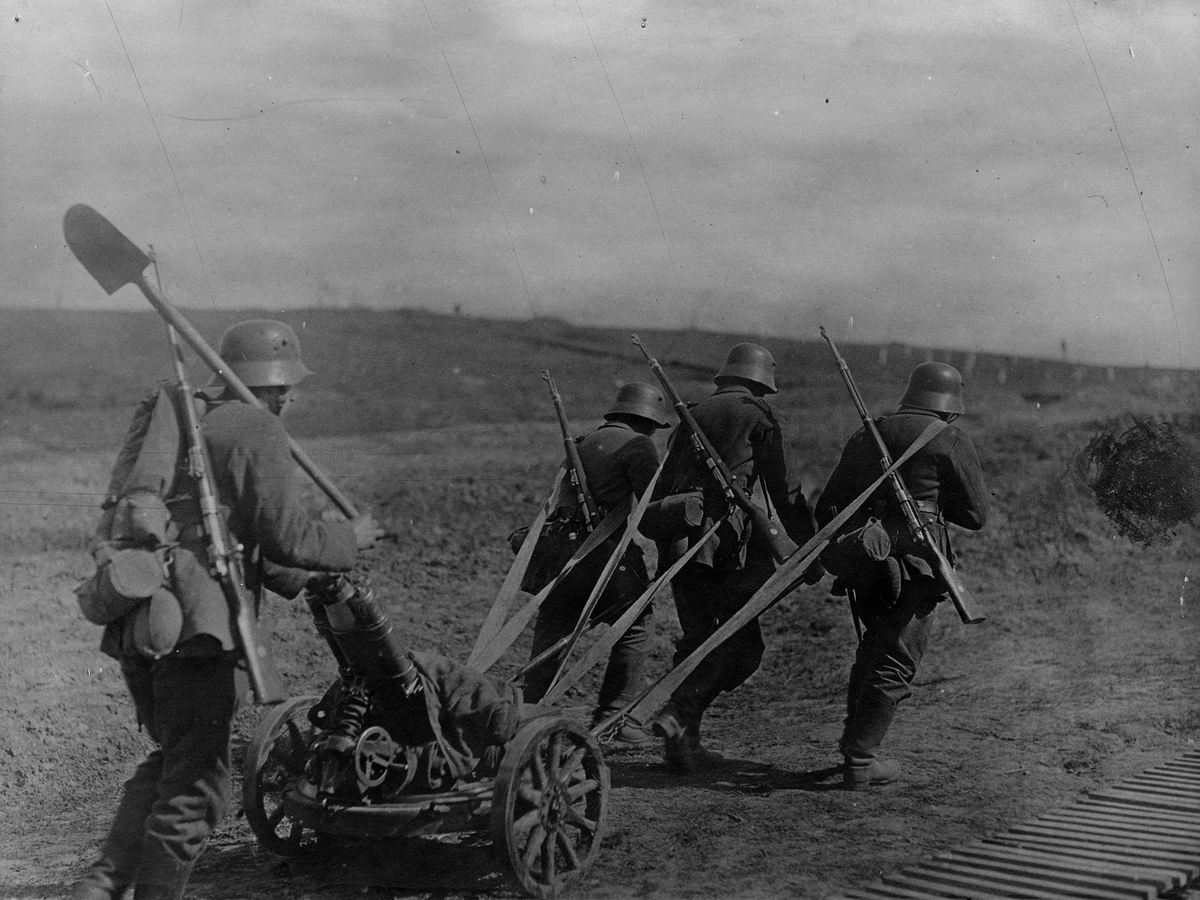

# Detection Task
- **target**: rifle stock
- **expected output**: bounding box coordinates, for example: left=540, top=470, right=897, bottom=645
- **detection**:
left=819, top=327, right=984, bottom=625
left=543, top=370, right=600, bottom=529
left=631, top=335, right=798, bottom=564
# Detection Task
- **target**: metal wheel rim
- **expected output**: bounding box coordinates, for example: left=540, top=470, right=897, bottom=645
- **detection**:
left=242, top=694, right=321, bottom=856
left=491, top=718, right=609, bottom=898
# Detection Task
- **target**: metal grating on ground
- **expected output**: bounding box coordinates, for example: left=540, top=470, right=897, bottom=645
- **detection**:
left=838, top=749, right=1200, bottom=900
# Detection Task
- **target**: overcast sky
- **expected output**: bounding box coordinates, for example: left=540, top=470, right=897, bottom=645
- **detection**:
left=1, top=0, right=1195, bottom=366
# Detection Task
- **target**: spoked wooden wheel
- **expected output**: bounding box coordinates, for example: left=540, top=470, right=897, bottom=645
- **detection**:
left=491, top=717, right=609, bottom=898
left=242, top=695, right=321, bottom=856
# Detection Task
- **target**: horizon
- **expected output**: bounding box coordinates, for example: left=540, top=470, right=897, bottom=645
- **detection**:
left=6, top=303, right=1196, bottom=376
left=2, top=0, right=1196, bottom=368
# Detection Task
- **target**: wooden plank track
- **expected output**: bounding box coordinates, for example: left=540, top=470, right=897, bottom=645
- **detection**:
left=837, top=750, right=1200, bottom=899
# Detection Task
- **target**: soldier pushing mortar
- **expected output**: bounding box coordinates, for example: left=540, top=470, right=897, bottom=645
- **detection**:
left=69, top=314, right=383, bottom=900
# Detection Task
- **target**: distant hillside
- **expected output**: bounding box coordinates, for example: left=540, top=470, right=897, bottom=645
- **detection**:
left=1, top=308, right=1194, bottom=444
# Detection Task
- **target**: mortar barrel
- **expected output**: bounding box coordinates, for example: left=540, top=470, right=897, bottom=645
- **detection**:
left=322, top=580, right=418, bottom=692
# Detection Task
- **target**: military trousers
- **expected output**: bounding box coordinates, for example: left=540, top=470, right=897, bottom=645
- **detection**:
left=523, top=545, right=651, bottom=714
left=842, top=577, right=941, bottom=760
left=665, top=565, right=768, bottom=728
left=76, top=638, right=244, bottom=899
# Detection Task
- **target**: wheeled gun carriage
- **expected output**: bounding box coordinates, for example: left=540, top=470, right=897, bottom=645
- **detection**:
left=241, top=573, right=609, bottom=899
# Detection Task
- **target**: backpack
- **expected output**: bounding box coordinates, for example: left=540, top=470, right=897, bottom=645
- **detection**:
left=75, top=384, right=186, bottom=655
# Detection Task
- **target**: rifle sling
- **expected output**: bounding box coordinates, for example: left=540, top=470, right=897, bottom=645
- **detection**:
left=468, top=467, right=565, bottom=665
left=470, top=497, right=632, bottom=673
left=612, top=418, right=946, bottom=727
left=546, top=517, right=722, bottom=706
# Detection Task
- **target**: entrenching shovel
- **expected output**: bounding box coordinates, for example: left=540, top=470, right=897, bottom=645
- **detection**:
left=62, top=203, right=359, bottom=519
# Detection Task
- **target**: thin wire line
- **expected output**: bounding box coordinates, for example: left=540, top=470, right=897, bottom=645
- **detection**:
left=104, top=0, right=216, bottom=308
left=573, top=0, right=685, bottom=307
left=1065, top=0, right=1180, bottom=372
left=442, top=51, right=535, bottom=316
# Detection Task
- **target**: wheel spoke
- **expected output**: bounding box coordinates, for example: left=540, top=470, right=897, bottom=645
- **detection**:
left=556, top=829, right=581, bottom=871
left=521, top=825, right=547, bottom=869
left=531, top=748, right=548, bottom=791
left=566, top=778, right=599, bottom=802
left=557, top=746, right=587, bottom=785
left=287, top=817, right=304, bottom=843
left=285, top=717, right=306, bottom=752
left=266, top=803, right=286, bottom=829
left=564, top=806, right=597, bottom=834
left=513, top=807, right=542, bottom=832
left=541, top=825, right=557, bottom=884
left=517, top=782, right=542, bottom=808
left=547, top=732, right=563, bottom=784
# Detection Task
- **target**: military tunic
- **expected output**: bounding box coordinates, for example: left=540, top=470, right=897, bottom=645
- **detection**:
left=816, top=407, right=987, bottom=762
left=78, top=394, right=359, bottom=900
left=653, top=383, right=815, bottom=730
left=523, top=420, right=659, bottom=716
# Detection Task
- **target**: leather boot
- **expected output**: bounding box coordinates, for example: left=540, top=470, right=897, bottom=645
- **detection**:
left=133, top=852, right=193, bottom=900
left=844, top=757, right=901, bottom=790
left=841, top=693, right=899, bottom=790
left=73, top=751, right=164, bottom=900
left=592, top=710, right=648, bottom=744
left=649, top=704, right=694, bottom=773
left=839, top=662, right=870, bottom=757
left=685, top=721, right=725, bottom=769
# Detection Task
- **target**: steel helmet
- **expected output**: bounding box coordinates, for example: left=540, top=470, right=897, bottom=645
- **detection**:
left=605, top=381, right=670, bottom=428
left=714, top=343, right=777, bottom=393
left=212, top=319, right=314, bottom=388
left=899, top=362, right=965, bottom=415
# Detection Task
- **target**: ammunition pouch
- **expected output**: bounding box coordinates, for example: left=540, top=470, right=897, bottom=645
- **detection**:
left=820, top=517, right=892, bottom=586
left=109, top=489, right=173, bottom=547
left=519, top=516, right=585, bottom=594
left=639, top=491, right=704, bottom=542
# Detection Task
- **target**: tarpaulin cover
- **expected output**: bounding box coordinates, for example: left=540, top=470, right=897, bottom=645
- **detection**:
left=409, top=650, right=522, bottom=778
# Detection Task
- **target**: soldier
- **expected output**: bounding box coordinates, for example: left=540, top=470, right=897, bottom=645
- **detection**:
left=522, top=382, right=670, bottom=744
left=647, top=344, right=819, bottom=773
left=816, top=362, right=987, bottom=790
left=71, top=320, right=382, bottom=900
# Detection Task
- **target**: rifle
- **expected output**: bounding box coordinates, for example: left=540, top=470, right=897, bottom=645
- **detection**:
left=154, top=256, right=289, bottom=704
left=631, top=334, right=798, bottom=564
left=543, top=370, right=600, bottom=530
left=819, top=327, right=985, bottom=625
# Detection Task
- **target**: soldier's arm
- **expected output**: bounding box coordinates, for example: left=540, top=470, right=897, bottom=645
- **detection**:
left=814, top=430, right=872, bottom=527
left=260, top=559, right=311, bottom=599
left=232, top=414, right=358, bottom=571
left=940, top=430, right=988, bottom=530
left=751, top=414, right=792, bottom=516
left=618, top=434, right=662, bottom=499
left=650, top=426, right=684, bottom=501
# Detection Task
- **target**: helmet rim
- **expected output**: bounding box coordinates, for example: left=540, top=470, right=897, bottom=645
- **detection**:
left=208, top=319, right=314, bottom=389
left=714, top=343, right=777, bottom=393
left=604, top=381, right=670, bottom=427
left=899, top=362, right=965, bottom=415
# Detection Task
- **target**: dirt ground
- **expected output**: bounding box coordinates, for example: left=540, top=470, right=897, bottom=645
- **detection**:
left=1, top=311, right=1198, bottom=900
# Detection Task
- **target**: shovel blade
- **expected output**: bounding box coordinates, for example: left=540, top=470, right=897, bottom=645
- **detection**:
left=63, top=204, right=151, bottom=295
